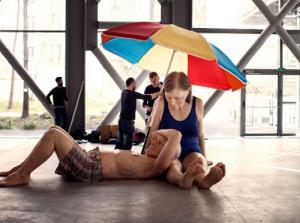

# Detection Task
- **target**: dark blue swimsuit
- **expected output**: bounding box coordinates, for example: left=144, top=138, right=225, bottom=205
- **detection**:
left=159, top=97, right=201, bottom=161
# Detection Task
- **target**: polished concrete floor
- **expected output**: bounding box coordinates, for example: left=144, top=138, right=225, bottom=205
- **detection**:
left=0, top=136, right=300, bottom=223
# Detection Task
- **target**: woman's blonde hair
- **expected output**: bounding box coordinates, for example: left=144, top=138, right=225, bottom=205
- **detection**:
left=163, top=72, right=192, bottom=103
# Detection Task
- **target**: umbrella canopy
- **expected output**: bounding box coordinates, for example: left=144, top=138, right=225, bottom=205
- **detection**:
left=101, top=22, right=247, bottom=91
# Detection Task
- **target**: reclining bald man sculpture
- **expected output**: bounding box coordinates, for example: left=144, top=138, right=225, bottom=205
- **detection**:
left=0, top=125, right=225, bottom=189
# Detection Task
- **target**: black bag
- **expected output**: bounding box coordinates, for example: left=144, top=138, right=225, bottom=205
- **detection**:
left=71, top=130, right=87, bottom=140
left=133, top=128, right=146, bottom=145
left=86, top=130, right=100, bottom=143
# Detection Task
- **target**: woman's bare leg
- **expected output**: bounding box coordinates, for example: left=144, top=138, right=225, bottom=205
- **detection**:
left=0, top=128, right=76, bottom=187
left=195, top=163, right=226, bottom=189
left=0, top=126, right=76, bottom=177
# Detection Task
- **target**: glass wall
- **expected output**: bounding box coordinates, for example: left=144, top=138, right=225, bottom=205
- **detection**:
left=196, top=34, right=279, bottom=136
left=0, top=0, right=65, bottom=30
left=0, top=0, right=299, bottom=134
left=282, top=75, right=298, bottom=134
left=192, top=0, right=278, bottom=29
left=98, top=0, right=160, bottom=22
left=0, top=1, right=65, bottom=130
left=193, top=1, right=300, bottom=136
left=193, top=0, right=298, bottom=30
left=86, top=33, right=150, bottom=130
left=245, top=75, right=278, bottom=134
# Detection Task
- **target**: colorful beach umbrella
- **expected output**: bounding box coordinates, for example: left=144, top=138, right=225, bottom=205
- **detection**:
left=101, top=22, right=247, bottom=91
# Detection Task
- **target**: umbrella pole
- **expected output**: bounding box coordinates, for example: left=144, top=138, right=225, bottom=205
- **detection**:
left=165, top=49, right=176, bottom=76
left=68, top=81, right=85, bottom=134
left=141, top=50, right=176, bottom=154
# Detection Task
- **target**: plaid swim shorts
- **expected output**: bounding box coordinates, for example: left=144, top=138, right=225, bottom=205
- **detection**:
left=55, top=144, right=102, bottom=182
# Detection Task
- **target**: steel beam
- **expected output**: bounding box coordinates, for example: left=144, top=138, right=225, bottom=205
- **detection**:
left=244, top=68, right=300, bottom=75
left=192, top=27, right=300, bottom=34
left=93, top=47, right=149, bottom=127
left=203, top=90, right=223, bottom=117
left=98, top=99, right=121, bottom=128
left=276, top=26, right=300, bottom=61
left=0, top=39, right=54, bottom=117
left=254, top=0, right=300, bottom=62
left=205, top=0, right=299, bottom=132
left=92, top=47, right=126, bottom=89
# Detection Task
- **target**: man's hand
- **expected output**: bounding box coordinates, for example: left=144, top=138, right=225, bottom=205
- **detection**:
left=145, top=105, right=153, bottom=112
left=151, top=88, right=164, bottom=99
left=154, top=129, right=182, bottom=139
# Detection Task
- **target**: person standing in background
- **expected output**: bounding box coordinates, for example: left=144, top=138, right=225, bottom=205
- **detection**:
left=115, top=77, right=161, bottom=150
left=143, top=72, right=162, bottom=125
left=47, top=77, right=68, bottom=131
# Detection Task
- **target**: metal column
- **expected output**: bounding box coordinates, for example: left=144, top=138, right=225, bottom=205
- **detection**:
left=240, top=87, right=246, bottom=136
left=86, top=0, right=99, bottom=51
left=278, top=69, right=283, bottom=136
left=172, top=0, right=192, bottom=29
left=278, top=0, right=284, bottom=136
left=66, top=0, right=86, bottom=136
left=158, top=0, right=173, bottom=24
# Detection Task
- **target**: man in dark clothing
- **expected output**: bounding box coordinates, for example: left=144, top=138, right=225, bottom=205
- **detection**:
left=115, top=77, right=161, bottom=150
left=46, top=77, right=68, bottom=131
left=143, top=72, right=162, bottom=124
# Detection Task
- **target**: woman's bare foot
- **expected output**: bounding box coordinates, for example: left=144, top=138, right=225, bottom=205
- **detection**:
left=179, top=162, right=203, bottom=189
left=0, top=173, right=29, bottom=187
left=198, top=162, right=226, bottom=189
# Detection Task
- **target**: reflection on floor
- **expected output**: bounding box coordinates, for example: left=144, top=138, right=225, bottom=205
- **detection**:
left=0, top=136, right=300, bottom=223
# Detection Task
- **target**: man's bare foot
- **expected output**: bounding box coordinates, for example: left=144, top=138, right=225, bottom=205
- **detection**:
left=0, top=173, right=29, bottom=187
left=0, top=171, right=9, bottom=177
left=179, top=162, right=204, bottom=189
left=198, top=162, right=226, bottom=189
left=0, top=169, right=16, bottom=177
left=0, top=164, right=23, bottom=177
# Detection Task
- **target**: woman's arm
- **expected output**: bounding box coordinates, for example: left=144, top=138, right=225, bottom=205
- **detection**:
left=195, top=98, right=212, bottom=165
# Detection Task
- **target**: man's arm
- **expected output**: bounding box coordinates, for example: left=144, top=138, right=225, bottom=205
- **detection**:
left=134, top=91, right=152, bottom=101
left=46, top=88, right=54, bottom=105
left=64, top=87, right=68, bottom=105
left=152, top=129, right=182, bottom=175
left=134, top=89, right=162, bottom=101
left=143, top=96, right=164, bottom=152
left=64, top=87, right=68, bottom=102
left=143, top=87, right=149, bottom=108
